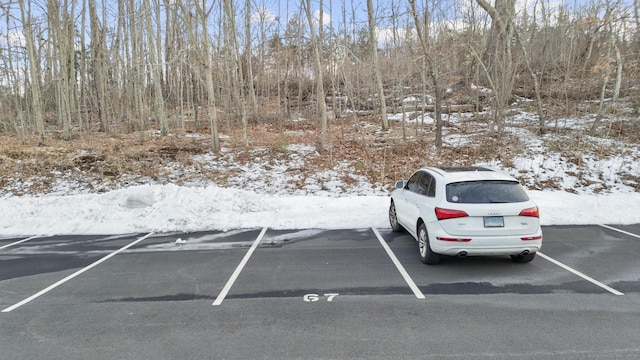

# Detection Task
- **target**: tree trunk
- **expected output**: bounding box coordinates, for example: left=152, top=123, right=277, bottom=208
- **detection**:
left=303, top=0, right=328, bottom=152
left=590, top=12, right=623, bottom=135
left=475, top=0, right=516, bottom=134
left=367, top=0, right=389, bottom=131
left=19, top=0, right=46, bottom=144
left=143, top=0, right=169, bottom=135
left=510, top=18, right=546, bottom=133
left=88, top=0, right=109, bottom=132
left=223, top=0, right=248, bottom=146
left=194, top=0, right=221, bottom=152
left=127, top=0, right=146, bottom=133
left=48, top=0, right=76, bottom=140
left=408, top=0, right=443, bottom=148
left=245, top=0, right=258, bottom=114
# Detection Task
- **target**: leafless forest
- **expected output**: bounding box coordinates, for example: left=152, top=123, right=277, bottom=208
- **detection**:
left=1, top=0, right=639, bottom=194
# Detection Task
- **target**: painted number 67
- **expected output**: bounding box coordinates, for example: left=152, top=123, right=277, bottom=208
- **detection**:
left=303, top=293, right=339, bottom=302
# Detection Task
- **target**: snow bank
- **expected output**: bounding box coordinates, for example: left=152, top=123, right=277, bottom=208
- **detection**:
left=1, top=184, right=638, bottom=237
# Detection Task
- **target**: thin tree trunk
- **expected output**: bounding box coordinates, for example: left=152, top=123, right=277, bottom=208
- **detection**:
left=48, top=0, right=76, bottom=140
left=475, top=0, right=515, bottom=135
left=590, top=14, right=623, bottom=135
left=367, top=0, right=389, bottom=131
left=19, top=0, right=46, bottom=144
left=223, top=0, right=248, bottom=146
left=3, top=4, right=26, bottom=139
left=303, top=0, right=328, bottom=152
left=408, top=0, right=443, bottom=148
left=127, top=0, right=146, bottom=133
left=245, top=0, right=258, bottom=114
left=194, top=0, right=221, bottom=152
left=510, top=19, right=546, bottom=133
left=143, top=0, right=169, bottom=135
left=89, top=0, right=109, bottom=132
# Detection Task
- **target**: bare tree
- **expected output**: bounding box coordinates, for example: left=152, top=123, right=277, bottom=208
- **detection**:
left=408, top=0, right=444, bottom=148
left=302, top=0, right=328, bottom=152
left=509, top=9, right=546, bottom=133
left=143, top=0, right=169, bottom=135
left=18, top=0, right=45, bottom=144
left=245, top=0, right=258, bottom=114
left=88, top=0, right=110, bottom=132
left=590, top=3, right=624, bottom=135
left=47, top=0, right=77, bottom=140
left=1, top=1, right=26, bottom=137
left=127, top=0, right=148, bottom=132
left=367, top=0, right=389, bottom=131
left=474, top=0, right=516, bottom=135
left=223, top=0, right=249, bottom=146
left=194, top=0, right=221, bottom=152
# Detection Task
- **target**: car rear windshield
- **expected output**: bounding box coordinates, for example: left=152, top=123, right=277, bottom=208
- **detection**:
left=446, top=180, right=529, bottom=204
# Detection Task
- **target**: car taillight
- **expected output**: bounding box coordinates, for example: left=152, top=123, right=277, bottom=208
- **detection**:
left=519, top=206, right=539, bottom=217
left=435, top=207, right=469, bottom=220
left=437, top=237, right=472, bottom=242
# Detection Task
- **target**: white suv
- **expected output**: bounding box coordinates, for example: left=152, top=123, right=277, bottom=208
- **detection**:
left=389, top=166, right=542, bottom=265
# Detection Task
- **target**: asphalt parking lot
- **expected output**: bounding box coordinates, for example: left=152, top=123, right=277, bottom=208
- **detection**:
left=1, top=225, right=640, bottom=359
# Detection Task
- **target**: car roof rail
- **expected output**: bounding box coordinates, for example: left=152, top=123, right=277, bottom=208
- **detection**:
left=429, top=166, right=494, bottom=174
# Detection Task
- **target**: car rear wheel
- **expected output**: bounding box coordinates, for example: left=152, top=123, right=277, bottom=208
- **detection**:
left=389, top=201, right=404, bottom=232
left=418, top=223, right=440, bottom=265
left=511, top=252, right=536, bottom=263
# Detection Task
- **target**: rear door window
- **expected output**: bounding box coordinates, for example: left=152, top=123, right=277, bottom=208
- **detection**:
left=446, top=180, right=529, bottom=204
left=406, top=172, right=425, bottom=194
left=424, top=173, right=436, bottom=197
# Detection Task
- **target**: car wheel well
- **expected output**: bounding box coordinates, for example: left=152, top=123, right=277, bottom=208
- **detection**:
left=416, top=218, right=424, bottom=236
left=389, top=200, right=404, bottom=232
left=418, top=221, right=440, bottom=265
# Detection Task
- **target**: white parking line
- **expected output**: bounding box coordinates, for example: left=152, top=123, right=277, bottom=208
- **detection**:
left=372, top=228, right=426, bottom=300
left=599, top=224, right=640, bottom=239
left=213, top=227, right=267, bottom=306
left=0, top=236, right=39, bottom=251
left=2, top=232, right=155, bottom=313
left=537, top=252, right=624, bottom=296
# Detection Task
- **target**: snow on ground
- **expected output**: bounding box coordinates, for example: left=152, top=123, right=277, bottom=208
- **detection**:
left=1, top=111, right=638, bottom=237
left=1, top=183, right=638, bottom=237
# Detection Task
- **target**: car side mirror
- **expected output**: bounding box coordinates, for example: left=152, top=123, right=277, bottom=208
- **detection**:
left=395, top=180, right=405, bottom=189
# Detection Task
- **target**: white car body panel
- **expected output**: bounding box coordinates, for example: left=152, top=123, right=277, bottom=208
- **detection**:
left=437, top=203, right=540, bottom=236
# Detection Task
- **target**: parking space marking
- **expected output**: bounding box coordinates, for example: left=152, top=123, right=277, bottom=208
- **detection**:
left=537, top=252, right=624, bottom=296
left=212, top=227, right=267, bottom=306
left=0, top=236, right=39, bottom=251
left=2, top=232, right=155, bottom=313
left=599, top=224, right=640, bottom=239
left=372, top=228, right=426, bottom=300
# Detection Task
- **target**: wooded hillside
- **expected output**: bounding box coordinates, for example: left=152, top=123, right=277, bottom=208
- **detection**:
left=1, top=1, right=639, bottom=197
left=1, top=0, right=638, bottom=145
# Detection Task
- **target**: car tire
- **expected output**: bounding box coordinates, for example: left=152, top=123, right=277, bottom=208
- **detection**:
left=418, top=223, right=440, bottom=265
left=389, top=201, right=404, bottom=232
left=511, top=252, right=536, bottom=263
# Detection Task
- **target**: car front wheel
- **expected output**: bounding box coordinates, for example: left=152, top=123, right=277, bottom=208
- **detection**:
left=389, top=201, right=404, bottom=232
left=418, top=223, right=440, bottom=265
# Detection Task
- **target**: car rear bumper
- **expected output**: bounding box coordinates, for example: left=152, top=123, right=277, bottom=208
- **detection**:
left=433, top=243, right=542, bottom=256
left=427, top=223, right=543, bottom=256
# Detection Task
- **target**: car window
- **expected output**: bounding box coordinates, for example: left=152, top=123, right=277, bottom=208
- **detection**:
left=405, top=172, right=423, bottom=193
left=406, top=171, right=434, bottom=196
left=415, top=173, right=429, bottom=195
left=425, top=173, right=436, bottom=197
left=446, top=180, right=529, bottom=204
